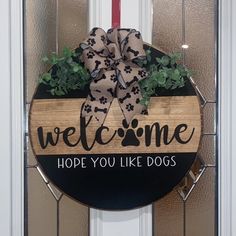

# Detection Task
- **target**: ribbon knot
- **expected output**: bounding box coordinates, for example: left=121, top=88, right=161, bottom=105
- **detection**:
left=80, top=28, right=147, bottom=124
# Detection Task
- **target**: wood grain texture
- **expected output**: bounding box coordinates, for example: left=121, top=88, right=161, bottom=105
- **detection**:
left=30, top=96, right=201, bottom=155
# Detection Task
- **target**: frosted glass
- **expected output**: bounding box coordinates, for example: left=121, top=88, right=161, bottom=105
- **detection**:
left=24, top=1, right=89, bottom=235
left=153, top=0, right=217, bottom=235
left=58, top=0, right=88, bottom=51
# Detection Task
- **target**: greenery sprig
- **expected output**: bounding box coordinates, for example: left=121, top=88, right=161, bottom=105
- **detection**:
left=39, top=47, right=192, bottom=107
left=139, top=50, right=192, bottom=106
left=39, top=47, right=90, bottom=96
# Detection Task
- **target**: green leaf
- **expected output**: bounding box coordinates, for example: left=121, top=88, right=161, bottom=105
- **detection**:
left=50, top=53, right=58, bottom=65
left=42, top=73, right=51, bottom=81
left=162, top=56, right=170, bottom=66
left=63, top=47, right=72, bottom=57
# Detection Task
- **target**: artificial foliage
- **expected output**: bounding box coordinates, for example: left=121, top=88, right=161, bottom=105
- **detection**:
left=39, top=47, right=90, bottom=96
left=39, top=47, right=191, bottom=106
left=139, top=49, right=192, bottom=106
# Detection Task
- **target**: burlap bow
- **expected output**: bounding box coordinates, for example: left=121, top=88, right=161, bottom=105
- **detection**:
left=80, top=28, right=147, bottom=124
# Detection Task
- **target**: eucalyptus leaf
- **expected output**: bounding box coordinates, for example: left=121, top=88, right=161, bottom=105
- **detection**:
left=39, top=47, right=90, bottom=96
left=139, top=51, right=191, bottom=107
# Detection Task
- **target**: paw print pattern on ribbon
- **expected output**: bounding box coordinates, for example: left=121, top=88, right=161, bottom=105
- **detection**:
left=110, top=74, right=117, bottom=82
left=87, top=51, right=95, bottom=59
left=138, top=70, right=146, bottom=78
left=124, top=66, right=132, bottom=73
left=80, top=28, right=148, bottom=124
left=87, top=38, right=96, bottom=46
left=99, top=96, right=108, bottom=104
left=104, top=59, right=111, bottom=67
left=126, top=103, right=134, bottom=112
left=131, top=86, right=140, bottom=95
left=84, top=104, right=92, bottom=113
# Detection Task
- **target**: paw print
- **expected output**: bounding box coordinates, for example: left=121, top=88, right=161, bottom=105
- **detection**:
left=117, top=119, right=143, bottom=146
left=138, top=70, right=147, bottom=78
left=87, top=51, right=95, bottom=59
left=84, top=104, right=92, bottom=113
left=110, top=74, right=117, bottom=82
left=99, top=96, right=108, bottom=104
left=131, top=86, right=140, bottom=94
left=136, top=98, right=140, bottom=104
left=124, top=66, right=132, bottom=73
left=104, top=59, right=111, bottom=67
left=126, top=103, right=134, bottom=112
left=141, top=109, right=148, bottom=115
left=87, top=38, right=96, bottom=46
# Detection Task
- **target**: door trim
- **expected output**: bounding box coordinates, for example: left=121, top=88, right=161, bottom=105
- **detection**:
left=0, top=0, right=24, bottom=235
left=218, top=0, right=236, bottom=235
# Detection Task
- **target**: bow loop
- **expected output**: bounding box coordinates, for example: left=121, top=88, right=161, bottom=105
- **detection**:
left=80, top=28, right=147, bottom=124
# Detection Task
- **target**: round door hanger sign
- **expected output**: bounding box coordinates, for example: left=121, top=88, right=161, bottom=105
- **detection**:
left=29, top=37, right=201, bottom=210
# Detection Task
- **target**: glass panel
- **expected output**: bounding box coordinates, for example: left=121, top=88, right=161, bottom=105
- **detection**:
left=185, top=168, right=216, bottom=236
left=24, top=0, right=89, bottom=235
left=153, top=0, right=217, bottom=235
left=24, top=0, right=57, bottom=103
left=58, top=0, right=88, bottom=51
left=154, top=191, right=184, bottom=236
left=27, top=168, right=57, bottom=236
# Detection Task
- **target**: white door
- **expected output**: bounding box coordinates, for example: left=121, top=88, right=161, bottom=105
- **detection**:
left=0, top=0, right=235, bottom=235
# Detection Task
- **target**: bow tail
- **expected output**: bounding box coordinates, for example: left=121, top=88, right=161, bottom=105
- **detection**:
left=82, top=70, right=117, bottom=124
left=117, top=83, right=146, bottom=124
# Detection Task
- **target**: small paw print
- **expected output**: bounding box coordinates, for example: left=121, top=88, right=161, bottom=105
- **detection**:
left=104, top=59, right=111, bottom=67
left=131, top=86, right=140, bottom=94
left=124, top=66, right=132, bottom=73
left=87, top=51, right=95, bottom=59
left=110, top=74, right=117, bottom=82
left=126, top=103, right=134, bottom=112
left=141, top=109, right=148, bottom=115
left=138, top=70, right=147, bottom=78
left=99, top=96, right=108, bottom=104
left=136, top=98, right=140, bottom=104
left=117, top=119, right=143, bottom=146
left=87, top=38, right=96, bottom=46
left=84, top=104, right=92, bottom=113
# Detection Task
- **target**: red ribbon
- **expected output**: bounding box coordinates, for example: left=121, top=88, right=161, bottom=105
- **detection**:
left=112, top=0, right=120, bottom=28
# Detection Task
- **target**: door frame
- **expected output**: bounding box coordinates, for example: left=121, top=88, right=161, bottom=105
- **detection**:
left=0, top=0, right=24, bottom=235
left=0, top=0, right=235, bottom=235
left=218, top=0, right=236, bottom=235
